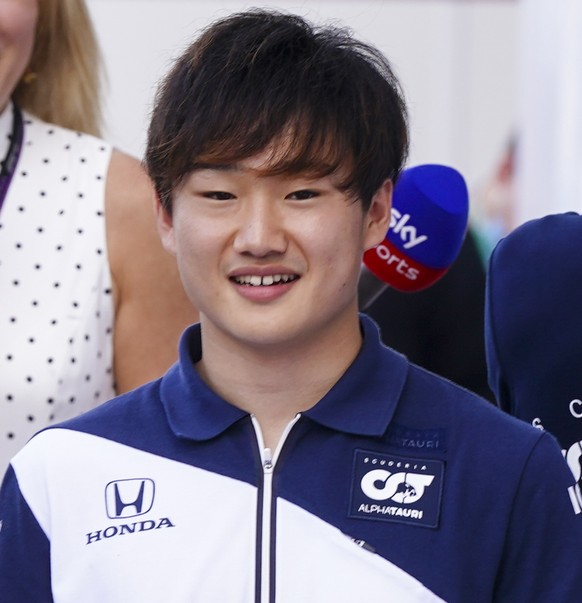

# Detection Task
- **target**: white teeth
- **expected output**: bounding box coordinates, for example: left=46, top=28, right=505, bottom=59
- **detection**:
left=233, top=274, right=297, bottom=286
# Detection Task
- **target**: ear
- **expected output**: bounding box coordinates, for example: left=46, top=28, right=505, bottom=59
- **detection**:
left=363, top=179, right=392, bottom=250
left=155, top=194, right=177, bottom=255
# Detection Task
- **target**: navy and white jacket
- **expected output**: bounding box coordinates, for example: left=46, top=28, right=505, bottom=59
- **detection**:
left=1, top=316, right=581, bottom=602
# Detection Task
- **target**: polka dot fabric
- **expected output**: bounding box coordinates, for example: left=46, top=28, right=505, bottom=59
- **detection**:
left=0, top=109, right=116, bottom=474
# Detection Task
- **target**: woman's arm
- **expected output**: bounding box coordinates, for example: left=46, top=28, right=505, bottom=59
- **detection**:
left=105, top=149, right=198, bottom=393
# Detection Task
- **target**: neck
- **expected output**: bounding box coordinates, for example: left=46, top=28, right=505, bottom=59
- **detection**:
left=195, top=315, right=363, bottom=451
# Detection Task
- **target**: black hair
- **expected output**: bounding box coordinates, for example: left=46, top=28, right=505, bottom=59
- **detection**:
left=146, top=9, right=409, bottom=212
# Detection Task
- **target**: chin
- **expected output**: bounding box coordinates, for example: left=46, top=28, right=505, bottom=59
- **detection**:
left=235, top=325, right=300, bottom=348
left=227, top=317, right=316, bottom=351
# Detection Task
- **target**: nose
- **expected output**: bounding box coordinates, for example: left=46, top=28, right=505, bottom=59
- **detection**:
left=232, top=198, right=287, bottom=257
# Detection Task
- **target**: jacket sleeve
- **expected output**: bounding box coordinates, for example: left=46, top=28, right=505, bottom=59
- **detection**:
left=0, top=464, right=53, bottom=602
left=494, top=432, right=582, bottom=602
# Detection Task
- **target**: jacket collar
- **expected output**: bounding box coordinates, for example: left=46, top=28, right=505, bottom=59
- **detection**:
left=161, top=315, right=408, bottom=441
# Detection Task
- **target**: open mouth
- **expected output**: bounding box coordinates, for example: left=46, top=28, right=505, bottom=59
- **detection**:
left=231, top=274, right=299, bottom=287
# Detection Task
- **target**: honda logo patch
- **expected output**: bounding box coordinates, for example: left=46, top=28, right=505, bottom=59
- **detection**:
left=105, top=478, right=155, bottom=519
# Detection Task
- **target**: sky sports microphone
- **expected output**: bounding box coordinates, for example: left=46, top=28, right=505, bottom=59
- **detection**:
left=359, top=164, right=469, bottom=310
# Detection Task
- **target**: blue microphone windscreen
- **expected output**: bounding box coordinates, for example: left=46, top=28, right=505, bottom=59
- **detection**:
left=387, top=164, right=469, bottom=268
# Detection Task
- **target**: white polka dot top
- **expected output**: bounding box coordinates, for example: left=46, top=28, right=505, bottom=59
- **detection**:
left=0, top=104, right=116, bottom=474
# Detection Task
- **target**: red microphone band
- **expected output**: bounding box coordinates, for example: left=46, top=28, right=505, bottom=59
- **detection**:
left=363, top=238, right=448, bottom=293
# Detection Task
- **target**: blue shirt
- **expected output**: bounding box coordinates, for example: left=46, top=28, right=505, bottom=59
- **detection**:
left=1, top=316, right=581, bottom=602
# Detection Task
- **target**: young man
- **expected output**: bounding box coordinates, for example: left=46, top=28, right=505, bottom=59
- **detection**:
left=1, top=10, right=581, bottom=602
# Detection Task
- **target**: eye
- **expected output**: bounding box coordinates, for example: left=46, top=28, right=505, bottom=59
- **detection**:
left=202, top=191, right=236, bottom=200
left=286, top=189, right=319, bottom=201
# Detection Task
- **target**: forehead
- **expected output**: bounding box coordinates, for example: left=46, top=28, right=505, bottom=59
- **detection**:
left=197, top=148, right=287, bottom=175
left=190, top=135, right=352, bottom=182
left=241, top=147, right=286, bottom=173
left=187, top=158, right=347, bottom=191
left=184, top=161, right=341, bottom=190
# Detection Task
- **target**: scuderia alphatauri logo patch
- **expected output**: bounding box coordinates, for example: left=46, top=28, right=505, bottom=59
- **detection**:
left=350, top=450, right=444, bottom=528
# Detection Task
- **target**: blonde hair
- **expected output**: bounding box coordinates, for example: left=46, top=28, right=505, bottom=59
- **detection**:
left=13, top=0, right=104, bottom=136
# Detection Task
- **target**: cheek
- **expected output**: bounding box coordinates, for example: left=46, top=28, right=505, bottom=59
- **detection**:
left=313, top=222, right=363, bottom=272
left=172, top=217, right=217, bottom=265
left=0, top=3, right=38, bottom=44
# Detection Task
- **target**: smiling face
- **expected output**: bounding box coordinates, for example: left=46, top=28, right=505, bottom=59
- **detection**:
left=0, top=0, right=38, bottom=113
left=157, top=152, right=391, bottom=355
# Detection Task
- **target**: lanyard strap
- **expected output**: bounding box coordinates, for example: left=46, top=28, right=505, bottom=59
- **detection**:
left=0, top=105, right=24, bottom=215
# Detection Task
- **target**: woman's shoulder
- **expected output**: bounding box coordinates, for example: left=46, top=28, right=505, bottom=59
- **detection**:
left=21, top=109, right=112, bottom=157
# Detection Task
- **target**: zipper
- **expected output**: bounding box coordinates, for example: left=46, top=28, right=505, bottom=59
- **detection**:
left=252, top=415, right=301, bottom=603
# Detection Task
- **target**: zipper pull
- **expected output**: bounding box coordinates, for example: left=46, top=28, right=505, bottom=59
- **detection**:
left=263, top=447, right=273, bottom=471
left=351, top=537, right=376, bottom=553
